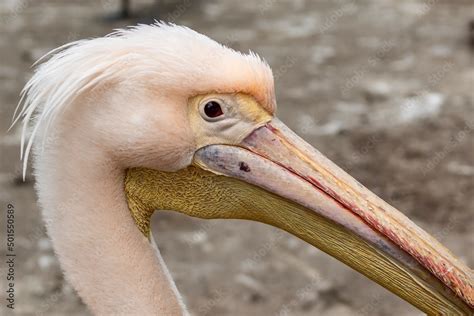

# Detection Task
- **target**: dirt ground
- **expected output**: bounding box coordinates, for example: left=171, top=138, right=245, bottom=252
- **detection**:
left=0, top=0, right=473, bottom=315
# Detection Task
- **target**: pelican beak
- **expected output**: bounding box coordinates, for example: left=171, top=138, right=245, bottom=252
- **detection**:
left=125, top=117, right=473, bottom=315
left=192, top=118, right=473, bottom=315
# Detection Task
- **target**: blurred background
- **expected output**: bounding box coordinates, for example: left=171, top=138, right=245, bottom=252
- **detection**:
left=0, top=0, right=473, bottom=315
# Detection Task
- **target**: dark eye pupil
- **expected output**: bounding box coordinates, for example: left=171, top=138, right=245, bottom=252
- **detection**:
left=204, top=101, right=223, bottom=118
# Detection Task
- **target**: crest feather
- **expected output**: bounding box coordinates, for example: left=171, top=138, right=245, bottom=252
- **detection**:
left=12, top=22, right=275, bottom=178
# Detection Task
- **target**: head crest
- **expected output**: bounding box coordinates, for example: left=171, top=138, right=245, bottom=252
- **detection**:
left=12, top=22, right=275, bottom=177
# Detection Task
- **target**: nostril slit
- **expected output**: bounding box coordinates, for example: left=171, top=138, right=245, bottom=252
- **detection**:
left=239, top=162, right=251, bottom=172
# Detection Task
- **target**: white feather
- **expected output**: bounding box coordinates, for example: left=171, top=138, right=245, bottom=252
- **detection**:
left=12, top=22, right=275, bottom=179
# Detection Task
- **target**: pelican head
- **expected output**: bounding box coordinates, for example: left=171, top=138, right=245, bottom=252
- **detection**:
left=15, top=23, right=472, bottom=314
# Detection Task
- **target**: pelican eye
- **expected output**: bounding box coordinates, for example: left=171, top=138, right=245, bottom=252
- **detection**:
left=203, top=101, right=223, bottom=119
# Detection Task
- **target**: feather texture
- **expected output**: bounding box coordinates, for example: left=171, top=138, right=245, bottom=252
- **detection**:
left=12, top=22, right=275, bottom=177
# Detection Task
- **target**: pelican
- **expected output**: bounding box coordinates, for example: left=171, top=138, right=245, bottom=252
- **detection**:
left=13, top=23, right=473, bottom=315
